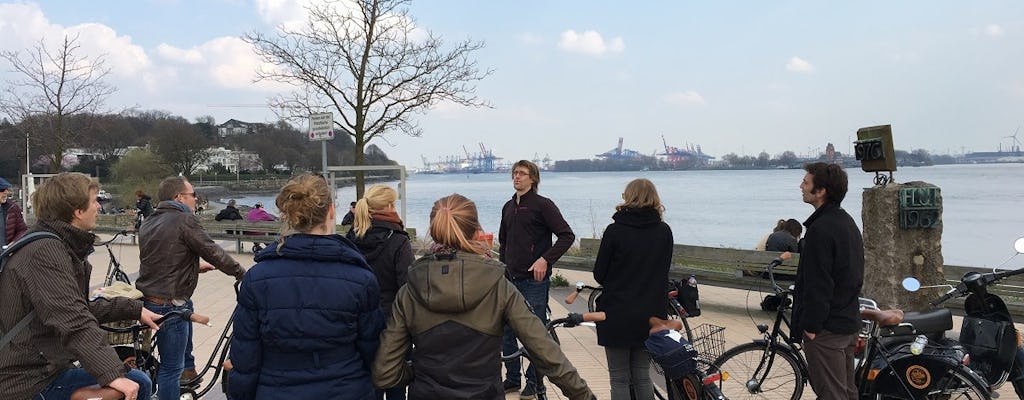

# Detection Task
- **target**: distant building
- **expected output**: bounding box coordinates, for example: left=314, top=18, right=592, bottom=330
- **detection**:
left=199, top=147, right=263, bottom=173
left=217, top=119, right=264, bottom=137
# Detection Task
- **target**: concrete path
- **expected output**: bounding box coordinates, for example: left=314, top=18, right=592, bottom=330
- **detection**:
left=86, top=234, right=1022, bottom=399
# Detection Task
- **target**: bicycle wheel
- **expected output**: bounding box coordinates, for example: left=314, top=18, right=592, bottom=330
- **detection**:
left=902, top=365, right=988, bottom=400
left=587, top=287, right=602, bottom=313
left=713, top=342, right=805, bottom=400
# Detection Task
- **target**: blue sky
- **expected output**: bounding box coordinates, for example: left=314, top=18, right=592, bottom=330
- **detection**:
left=2, top=1, right=1022, bottom=167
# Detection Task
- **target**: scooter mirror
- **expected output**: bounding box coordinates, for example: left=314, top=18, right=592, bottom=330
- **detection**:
left=1015, top=237, right=1024, bottom=254
left=902, top=277, right=921, bottom=292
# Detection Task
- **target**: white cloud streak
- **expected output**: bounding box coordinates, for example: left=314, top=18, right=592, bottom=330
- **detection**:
left=557, top=30, right=624, bottom=56
left=785, top=56, right=815, bottom=73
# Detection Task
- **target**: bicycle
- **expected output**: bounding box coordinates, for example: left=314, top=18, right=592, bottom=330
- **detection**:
left=712, top=254, right=990, bottom=400
left=94, top=238, right=238, bottom=400
left=501, top=311, right=607, bottom=400
left=101, top=306, right=237, bottom=400
left=95, top=230, right=135, bottom=286
left=566, top=280, right=727, bottom=400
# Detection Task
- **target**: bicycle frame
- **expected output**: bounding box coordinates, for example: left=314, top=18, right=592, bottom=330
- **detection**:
left=501, top=312, right=605, bottom=400
left=570, top=281, right=725, bottom=400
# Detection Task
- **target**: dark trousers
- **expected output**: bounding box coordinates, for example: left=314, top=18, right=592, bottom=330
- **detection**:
left=502, top=277, right=550, bottom=389
left=804, top=330, right=858, bottom=400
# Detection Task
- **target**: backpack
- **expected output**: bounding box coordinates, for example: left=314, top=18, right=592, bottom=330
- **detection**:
left=0, top=231, right=62, bottom=351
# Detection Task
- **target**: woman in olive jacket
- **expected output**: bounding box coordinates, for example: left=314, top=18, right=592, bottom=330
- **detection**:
left=593, top=179, right=673, bottom=400
left=373, top=194, right=594, bottom=400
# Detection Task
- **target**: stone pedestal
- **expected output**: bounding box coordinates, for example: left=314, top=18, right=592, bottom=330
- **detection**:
left=861, top=181, right=943, bottom=311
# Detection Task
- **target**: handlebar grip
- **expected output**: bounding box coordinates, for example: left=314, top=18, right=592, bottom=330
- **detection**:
left=581, top=311, right=606, bottom=322
left=931, top=291, right=955, bottom=307
left=190, top=312, right=212, bottom=326
left=565, top=290, right=580, bottom=304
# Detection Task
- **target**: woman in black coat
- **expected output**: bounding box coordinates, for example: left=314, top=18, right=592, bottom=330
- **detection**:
left=346, top=184, right=413, bottom=400
left=593, top=178, right=673, bottom=400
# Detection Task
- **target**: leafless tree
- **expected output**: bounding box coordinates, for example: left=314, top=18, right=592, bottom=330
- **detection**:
left=244, top=0, right=491, bottom=197
left=0, top=35, right=116, bottom=172
left=149, top=118, right=212, bottom=177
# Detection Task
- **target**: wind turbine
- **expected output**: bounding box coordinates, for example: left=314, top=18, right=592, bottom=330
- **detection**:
left=1004, top=126, right=1022, bottom=153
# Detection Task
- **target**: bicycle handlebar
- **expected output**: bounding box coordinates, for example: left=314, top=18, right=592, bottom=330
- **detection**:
left=764, top=252, right=793, bottom=294
left=930, top=266, right=1024, bottom=306
left=547, top=312, right=606, bottom=330
left=101, top=310, right=212, bottom=333
left=94, top=230, right=135, bottom=247
left=564, top=282, right=601, bottom=304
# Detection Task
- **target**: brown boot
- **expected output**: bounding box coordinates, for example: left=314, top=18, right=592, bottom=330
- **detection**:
left=180, top=368, right=203, bottom=384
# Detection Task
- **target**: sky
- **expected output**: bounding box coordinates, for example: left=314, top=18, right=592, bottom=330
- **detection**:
left=2, top=1, right=1023, bottom=168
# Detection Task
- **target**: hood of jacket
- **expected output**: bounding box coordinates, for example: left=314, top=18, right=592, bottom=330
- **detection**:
left=405, top=251, right=505, bottom=314
left=611, top=207, right=662, bottom=228
left=347, top=220, right=408, bottom=260
left=255, top=233, right=370, bottom=270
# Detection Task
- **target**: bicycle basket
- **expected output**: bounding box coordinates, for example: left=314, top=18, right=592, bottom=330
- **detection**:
left=646, top=329, right=699, bottom=379
left=102, top=320, right=152, bottom=353
left=690, top=323, right=726, bottom=362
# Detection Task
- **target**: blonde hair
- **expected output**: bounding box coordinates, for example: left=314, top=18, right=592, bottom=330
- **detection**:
left=429, top=194, right=486, bottom=255
left=616, top=178, right=665, bottom=218
left=33, top=172, right=99, bottom=223
left=275, top=174, right=332, bottom=233
left=353, top=185, right=399, bottom=239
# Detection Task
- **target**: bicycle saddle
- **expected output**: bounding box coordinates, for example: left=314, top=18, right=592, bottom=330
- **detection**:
left=879, top=308, right=953, bottom=338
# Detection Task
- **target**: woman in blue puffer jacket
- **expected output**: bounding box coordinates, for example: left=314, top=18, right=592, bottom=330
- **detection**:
left=229, top=174, right=385, bottom=400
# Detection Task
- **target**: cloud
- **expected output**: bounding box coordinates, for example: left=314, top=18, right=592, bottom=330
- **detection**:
left=664, top=91, right=706, bottom=106
left=785, top=56, right=815, bottom=73
left=156, top=44, right=205, bottom=64
left=984, top=24, right=1004, bottom=37
left=557, top=30, right=624, bottom=56
left=0, top=4, right=151, bottom=78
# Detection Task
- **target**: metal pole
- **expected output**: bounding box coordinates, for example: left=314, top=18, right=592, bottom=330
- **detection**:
left=321, top=141, right=328, bottom=175
left=399, top=166, right=407, bottom=224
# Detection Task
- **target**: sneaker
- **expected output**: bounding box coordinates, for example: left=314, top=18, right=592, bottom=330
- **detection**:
left=180, top=368, right=203, bottom=384
left=520, top=383, right=544, bottom=400
left=502, top=379, right=521, bottom=393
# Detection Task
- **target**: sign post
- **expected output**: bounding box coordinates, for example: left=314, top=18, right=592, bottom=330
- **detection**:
left=309, top=112, right=335, bottom=174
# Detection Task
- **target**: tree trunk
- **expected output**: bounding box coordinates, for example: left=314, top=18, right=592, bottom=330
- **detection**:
left=354, top=136, right=366, bottom=199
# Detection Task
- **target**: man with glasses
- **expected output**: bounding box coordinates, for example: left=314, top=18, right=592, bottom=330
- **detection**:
left=136, top=176, right=246, bottom=400
left=499, top=160, right=575, bottom=399
left=0, top=177, right=28, bottom=246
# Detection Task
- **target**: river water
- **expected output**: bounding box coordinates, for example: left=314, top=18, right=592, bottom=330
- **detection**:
left=231, top=163, right=1024, bottom=268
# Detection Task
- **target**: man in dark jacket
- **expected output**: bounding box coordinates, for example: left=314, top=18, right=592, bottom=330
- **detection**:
left=214, top=199, right=244, bottom=221
left=792, top=162, right=864, bottom=400
left=0, top=177, right=28, bottom=246
left=137, top=176, right=246, bottom=400
left=0, top=172, right=159, bottom=400
left=499, top=160, right=575, bottom=399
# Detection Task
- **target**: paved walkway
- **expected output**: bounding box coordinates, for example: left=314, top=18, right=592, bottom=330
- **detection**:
left=88, top=234, right=1022, bottom=399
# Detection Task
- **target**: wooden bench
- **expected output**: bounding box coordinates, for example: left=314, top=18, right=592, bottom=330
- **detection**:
left=203, top=221, right=283, bottom=254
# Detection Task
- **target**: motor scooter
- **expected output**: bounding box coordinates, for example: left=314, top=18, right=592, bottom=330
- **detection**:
left=903, top=236, right=1024, bottom=398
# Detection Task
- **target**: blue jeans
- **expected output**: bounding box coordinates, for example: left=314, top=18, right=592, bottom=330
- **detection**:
left=35, top=367, right=151, bottom=400
left=144, top=299, right=194, bottom=400
left=502, top=277, right=550, bottom=389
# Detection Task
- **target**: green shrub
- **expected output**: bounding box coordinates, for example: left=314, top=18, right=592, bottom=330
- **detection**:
left=550, top=273, right=569, bottom=287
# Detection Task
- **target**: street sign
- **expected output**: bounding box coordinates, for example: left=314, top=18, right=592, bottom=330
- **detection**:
left=309, top=112, right=335, bottom=141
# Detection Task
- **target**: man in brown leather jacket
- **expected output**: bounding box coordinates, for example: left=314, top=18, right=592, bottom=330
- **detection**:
left=136, top=176, right=245, bottom=400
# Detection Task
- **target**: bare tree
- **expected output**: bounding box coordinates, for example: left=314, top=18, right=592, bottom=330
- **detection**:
left=149, top=118, right=212, bottom=177
left=0, top=35, right=116, bottom=172
left=244, top=0, right=491, bottom=197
